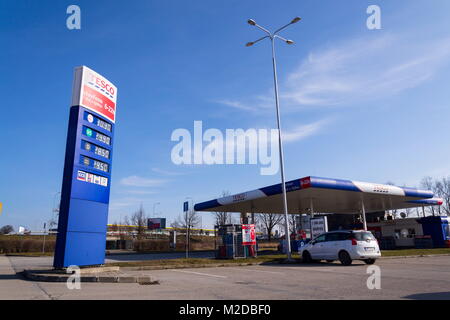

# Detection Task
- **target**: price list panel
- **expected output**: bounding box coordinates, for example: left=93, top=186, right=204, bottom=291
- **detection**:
left=55, top=105, right=115, bottom=268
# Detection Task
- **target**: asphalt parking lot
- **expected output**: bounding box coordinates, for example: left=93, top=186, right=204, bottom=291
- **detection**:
left=1, top=254, right=450, bottom=300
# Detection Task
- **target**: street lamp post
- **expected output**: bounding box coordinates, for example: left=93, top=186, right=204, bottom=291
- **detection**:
left=153, top=202, right=160, bottom=217
left=184, top=197, right=193, bottom=259
left=246, top=17, right=301, bottom=261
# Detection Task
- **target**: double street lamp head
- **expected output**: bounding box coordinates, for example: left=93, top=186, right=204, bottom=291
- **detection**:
left=246, top=17, right=300, bottom=47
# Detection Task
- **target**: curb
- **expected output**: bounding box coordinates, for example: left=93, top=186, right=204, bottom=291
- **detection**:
left=22, top=270, right=158, bottom=285
left=379, top=253, right=450, bottom=259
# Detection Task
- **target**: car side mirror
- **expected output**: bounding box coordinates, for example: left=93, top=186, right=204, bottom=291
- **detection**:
left=310, top=240, right=316, bottom=245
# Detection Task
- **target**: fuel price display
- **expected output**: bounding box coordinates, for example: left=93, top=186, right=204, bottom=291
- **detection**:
left=80, top=155, right=109, bottom=173
left=84, top=111, right=112, bottom=132
left=82, top=126, right=111, bottom=145
left=81, top=140, right=110, bottom=159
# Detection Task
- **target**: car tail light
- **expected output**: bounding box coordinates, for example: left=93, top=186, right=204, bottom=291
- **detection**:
left=351, top=238, right=357, bottom=246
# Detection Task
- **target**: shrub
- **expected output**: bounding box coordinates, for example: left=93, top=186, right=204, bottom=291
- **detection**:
left=0, top=237, right=55, bottom=254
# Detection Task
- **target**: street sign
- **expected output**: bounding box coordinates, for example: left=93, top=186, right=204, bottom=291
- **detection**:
left=54, top=66, right=117, bottom=268
left=183, top=201, right=189, bottom=212
left=0, top=202, right=3, bottom=216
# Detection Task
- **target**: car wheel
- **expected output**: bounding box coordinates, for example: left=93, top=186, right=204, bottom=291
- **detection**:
left=364, top=259, right=376, bottom=265
left=338, top=251, right=352, bottom=266
left=302, top=251, right=312, bottom=263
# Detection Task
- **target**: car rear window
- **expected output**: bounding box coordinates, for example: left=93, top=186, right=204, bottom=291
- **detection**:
left=328, top=232, right=352, bottom=241
left=353, top=231, right=374, bottom=241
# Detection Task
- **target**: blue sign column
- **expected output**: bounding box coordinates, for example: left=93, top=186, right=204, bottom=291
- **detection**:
left=54, top=106, right=115, bottom=268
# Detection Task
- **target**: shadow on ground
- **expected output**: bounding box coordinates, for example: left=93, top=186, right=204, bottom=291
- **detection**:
left=404, top=292, right=450, bottom=300
left=260, top=260, right=367, bottom=267
left=0, top=274, right=23, bottom=280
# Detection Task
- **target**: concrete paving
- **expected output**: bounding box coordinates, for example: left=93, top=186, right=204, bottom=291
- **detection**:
left=1, top=254, right=450, bottom=300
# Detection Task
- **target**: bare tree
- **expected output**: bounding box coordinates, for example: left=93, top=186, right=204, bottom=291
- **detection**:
left=122, top=215, right=131, bottom=226
left=421, top=176, right=437, bottom=216
left=214, top=191, right=232, bottom=226
left=385, top=181, right=399, bottom=219
left=110, top=222, right=119, bottom=232
left=171, top=208, right=201, bottom=251
left=131, top=204, right=147, bottom=239
left=435, top=177, right=450, bottom=216
left=172, top=209, right=201, bottom=232
left=257, top=213, right=283, bottom=241
left=117, top=215, right=131, bottom=239
left=0, top=225, right=14, bottom=235
left=47, top=216, right=58, bottom=230
left=289, top=214, right=299, bottom=236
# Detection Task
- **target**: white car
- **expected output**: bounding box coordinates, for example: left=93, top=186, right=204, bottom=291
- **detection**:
left=298, top=230, right=381, bottom=265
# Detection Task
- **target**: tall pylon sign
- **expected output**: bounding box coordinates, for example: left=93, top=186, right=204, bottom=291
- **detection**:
left=54, top=66, right=117, bottom=268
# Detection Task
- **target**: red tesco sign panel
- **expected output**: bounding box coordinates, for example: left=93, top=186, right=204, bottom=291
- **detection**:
left=242, top=224, right=256, bottom=245
left=71, top=66, right=117, bottom=123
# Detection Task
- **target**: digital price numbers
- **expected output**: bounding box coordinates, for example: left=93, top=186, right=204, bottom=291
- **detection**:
left=84, top=111, right=112, bottom=132
left=81, top=140, right=110, bottom=159
left=82, top=126, right=111, bottom=145
left=80, top=155, right=109, bottom=173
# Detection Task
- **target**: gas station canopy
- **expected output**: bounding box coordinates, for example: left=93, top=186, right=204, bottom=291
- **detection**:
left=194, top=176, right=443, bottom=214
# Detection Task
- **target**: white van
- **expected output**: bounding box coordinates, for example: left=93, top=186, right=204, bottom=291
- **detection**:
left=298, top=230, right=381, bottom=265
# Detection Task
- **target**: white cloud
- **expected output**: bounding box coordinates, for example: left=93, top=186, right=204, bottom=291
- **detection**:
left=203, top=119, right=330, bottom=152
left=120, top=175, right=167, bottom=187
left=108, top=197, right=149, bottom=212
left=124, top=190, right=157, bottom=195
left=151, top=168, right=185, bottom=176
left=282, top=119, right=330, bottom=143
left=282, top=33, right=450, bottom=109
left=213, top=99, right=258, bottom=111
left=215, top=33, right=450, bottom=112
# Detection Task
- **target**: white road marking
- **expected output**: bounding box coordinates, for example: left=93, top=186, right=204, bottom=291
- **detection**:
left=226, top=267, right=284, bottom=275
left=278, top=266, right=337, bottom=272
left=168, top=269, right=227, bottom=278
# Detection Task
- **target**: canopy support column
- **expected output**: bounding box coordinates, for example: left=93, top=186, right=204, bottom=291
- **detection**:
left=309, top=198, right=315, bottom=239
left=310, top=198, right=314, bottom=218
left=361, top=200, right=367, bottom=231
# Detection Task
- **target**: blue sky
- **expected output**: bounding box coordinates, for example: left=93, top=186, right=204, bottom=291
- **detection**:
left=1, top=0, right=450, bottom=231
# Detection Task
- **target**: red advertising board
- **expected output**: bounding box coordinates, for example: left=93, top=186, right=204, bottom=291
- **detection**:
left=242, top=224, right=256, bottom=245
left=71, top=66, right=117, bottom=123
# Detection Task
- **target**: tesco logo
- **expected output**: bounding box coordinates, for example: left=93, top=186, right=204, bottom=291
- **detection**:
left=87, top=72, right=115, bottom=96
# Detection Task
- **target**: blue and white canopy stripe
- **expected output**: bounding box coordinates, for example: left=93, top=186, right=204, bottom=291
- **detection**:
left=194, top=176, right=443, bottom=214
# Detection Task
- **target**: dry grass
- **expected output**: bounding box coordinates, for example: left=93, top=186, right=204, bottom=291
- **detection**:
left=381, top=248, right=450, bottom=256
left=0, top=235, right=55, bottom=254
left=108, top=254, right=294, bottom=268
